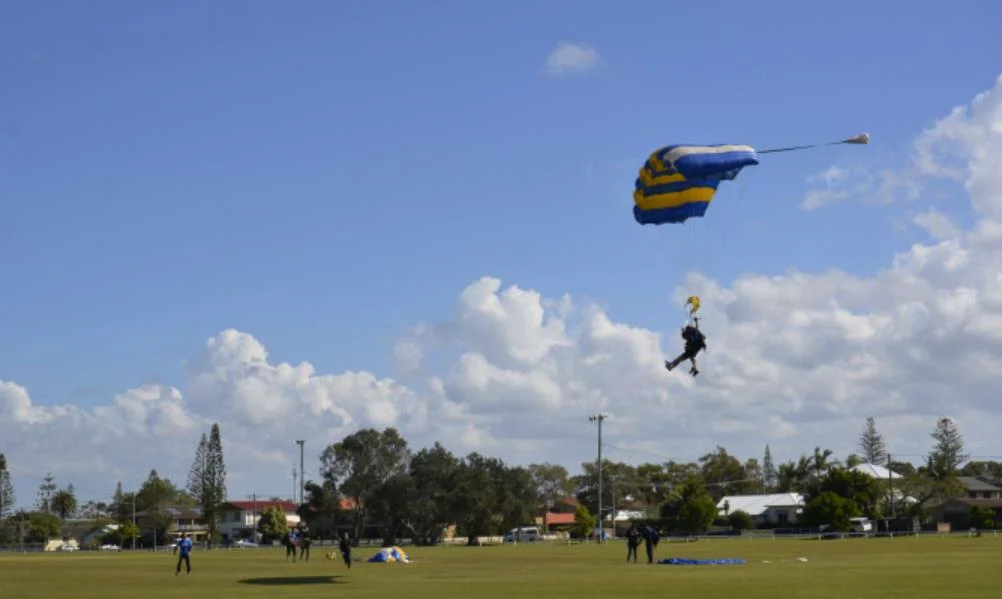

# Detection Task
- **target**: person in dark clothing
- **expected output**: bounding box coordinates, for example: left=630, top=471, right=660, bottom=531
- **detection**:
left=665, top=317, right=707, bottom=376
left=642, top=525, right=660, bottom=564
left=175, top=533, right=193, bottom=576
left=298, top=525, right=312, bottom=562
left=285, top=529, right=299, bottom=562
left=338, top=533, right=352, bottom=569
left=625, top=524, right=642, bottom=563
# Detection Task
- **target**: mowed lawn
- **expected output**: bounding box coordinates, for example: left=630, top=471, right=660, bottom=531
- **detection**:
left=1, top=537, right=1000, bottom=599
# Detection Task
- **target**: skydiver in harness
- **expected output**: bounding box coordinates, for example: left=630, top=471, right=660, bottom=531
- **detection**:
left=665, top=316, right=706, bottom=376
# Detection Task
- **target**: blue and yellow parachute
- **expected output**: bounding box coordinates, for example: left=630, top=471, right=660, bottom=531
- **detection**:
left=632, top=134, right=870, bottom=226
left=633, top=144, right=759, bottom=226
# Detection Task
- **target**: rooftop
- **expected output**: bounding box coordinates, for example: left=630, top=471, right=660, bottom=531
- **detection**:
left=957, top=477, right=1002, bottom=492
left=717, top=493, right=805, bottom=516
left=850, top=463, right=904, bottom=480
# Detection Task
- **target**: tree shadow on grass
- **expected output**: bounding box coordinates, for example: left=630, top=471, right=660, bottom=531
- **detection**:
left=238, top=575, right=346, bottom=586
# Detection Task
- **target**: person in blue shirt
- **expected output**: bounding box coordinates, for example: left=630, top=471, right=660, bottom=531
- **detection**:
left=665, top=317, right=707, bottom=376
left=175, top=533, right=193, bottom=576
left=285, top=529, right=300, bottom=562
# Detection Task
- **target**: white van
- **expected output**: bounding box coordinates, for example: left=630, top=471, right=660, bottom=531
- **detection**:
left=503, top=526, right=542, bottom=543
left=849, top=517, right=873, bottom=533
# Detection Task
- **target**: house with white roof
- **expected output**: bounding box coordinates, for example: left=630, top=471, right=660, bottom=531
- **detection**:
left=850, top=463, right=918, bottom=507
left=716, top=493, right=805, bottom=526
left=849, top=463, right=903, bottom=480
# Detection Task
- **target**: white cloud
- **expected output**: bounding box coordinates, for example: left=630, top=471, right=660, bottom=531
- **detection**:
left=913, top=208, right=961, bottom=241
left=802, top=75, right=1002, bottom=213
left=544, top=42, right=600, bottom=76
left=3, top=75, right=1002, bottom=506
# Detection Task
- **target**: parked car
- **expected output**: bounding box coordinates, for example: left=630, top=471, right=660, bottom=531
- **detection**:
left=849, top=517, right=873, bottom=533
left=503, top=526, right=542, bottom=543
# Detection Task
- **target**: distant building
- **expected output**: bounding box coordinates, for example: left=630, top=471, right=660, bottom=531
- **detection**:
left=956, top=477, right=1002, bottom=500
left=135, top=506, right=209, bottom=544
left=219, top=500, right=300, bottom=542
left=930, top=477, right=1002, bottom=529
left=539, top=496, right=579, bottom=532
left=716, top=493, right=805, bottom=526
left=850, top=462, right=917, bottom=508
left=849, top=463, right=904, bottom=480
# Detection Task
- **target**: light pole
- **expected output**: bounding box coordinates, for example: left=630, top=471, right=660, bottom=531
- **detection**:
left=296, top=440, right=305, bottom=507
left=588, top=414, right=607, bottom=543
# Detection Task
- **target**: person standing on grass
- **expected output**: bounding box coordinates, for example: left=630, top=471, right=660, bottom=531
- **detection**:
left=642, top=525, right=659, bottom=564
left=285, top=528, right=300, bottom=562
left=625, top=524, right=642, bottom=563
left=175, top=533, right=193, bottom=576
left=338, top=532, right=352, bottom=569
left=298, top=524, right=312, bottom=562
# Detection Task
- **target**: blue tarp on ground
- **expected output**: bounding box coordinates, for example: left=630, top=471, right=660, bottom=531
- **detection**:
left=658, top=557, right=746, bottom=565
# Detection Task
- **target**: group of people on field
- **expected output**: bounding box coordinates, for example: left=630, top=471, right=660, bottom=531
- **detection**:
left=624, top=523, right=661, bottom=564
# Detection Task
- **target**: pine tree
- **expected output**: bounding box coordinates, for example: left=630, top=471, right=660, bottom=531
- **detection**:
left=111, top=481, right=128, bottom=522
left=187, top=433, right=210, bottom=509
left=206, top=423, right=227, bottom=540
left=762, top=445, right=777, bottom=492
left=0, top=454, right=15, bottom=519
left=36, top=473, right=57, bottom=513
left=858, top=417, right=888, bottom=465
left=927, top=417, right=968, bottom=480
left=188, top=424, right=227, bottom=544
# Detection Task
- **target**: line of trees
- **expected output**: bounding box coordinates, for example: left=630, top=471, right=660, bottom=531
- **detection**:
left=299, top=417, right=998, bottom=542
left=2, top=416, right=998, bottom=546
left=0, top=423, right=227, bottom=547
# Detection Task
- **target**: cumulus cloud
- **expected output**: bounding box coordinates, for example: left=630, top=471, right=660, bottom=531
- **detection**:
left=3, top=75, right=1002, bottom=506
left=803, top=75, right=1002, bottom=213
left=544, top=42, right=600, bottom=76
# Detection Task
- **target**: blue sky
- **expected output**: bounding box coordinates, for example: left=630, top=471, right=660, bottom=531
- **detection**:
left=1, top=0, right=999, bottom=412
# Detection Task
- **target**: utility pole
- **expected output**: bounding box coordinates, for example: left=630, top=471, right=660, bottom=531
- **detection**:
left=588, top=413, right=607, bottom=544
left=292, top=465, right=297, bottom=503
left=888, top=453, right=896, bottom=518
left=296, top=440, right=306, bottom=507
left=131, top=494, right=137, bottom=551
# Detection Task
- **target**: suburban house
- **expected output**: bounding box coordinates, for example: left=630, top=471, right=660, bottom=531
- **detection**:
left=219, top=499, right=300, bottom=542
left=957, top=476, right=1002, bottom=500
left=609, top=494, right=648, bottom=535
left=135, top=506, right=209, bottom=543
left=849, top=462, right=918, bottom=508
left=82, top=523, right=120, bottom=546
left=538, top=496, right=578, bottom=532
left=716, top=493, right=805, bottom=526
left=930, top=477, right=1002, bottom=529
left=849, top=463, right=904, bottom=480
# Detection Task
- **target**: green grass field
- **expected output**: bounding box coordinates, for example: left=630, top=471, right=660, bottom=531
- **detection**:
left=2, top=537, right=1000, bottom=599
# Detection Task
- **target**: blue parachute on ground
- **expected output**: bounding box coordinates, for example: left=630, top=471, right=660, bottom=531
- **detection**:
left=658, top=557, right=747, bottom=565
left=632, top=133, right=870, bottom=226
left=368, top=546, right=410, bottom=563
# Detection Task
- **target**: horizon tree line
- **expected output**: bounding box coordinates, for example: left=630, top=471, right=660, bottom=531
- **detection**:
left=1, top=416, right=999, bottom=545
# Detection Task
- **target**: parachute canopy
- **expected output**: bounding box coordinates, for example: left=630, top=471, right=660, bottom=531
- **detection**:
left=368, top=546, right=410, bottom=563
left=633, top=144, right=759, bottom=226
left=658, top=557, right=747, bottom=565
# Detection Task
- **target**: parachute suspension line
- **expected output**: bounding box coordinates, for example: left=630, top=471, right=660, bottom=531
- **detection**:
left=757, top=133, right=870, bottom=155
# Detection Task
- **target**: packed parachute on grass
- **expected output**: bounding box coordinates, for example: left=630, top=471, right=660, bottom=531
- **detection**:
left=368, top=546, right=410, bottom=563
